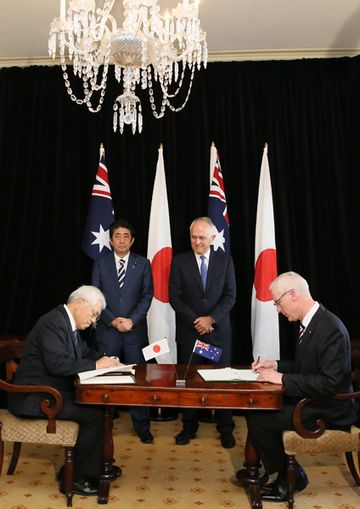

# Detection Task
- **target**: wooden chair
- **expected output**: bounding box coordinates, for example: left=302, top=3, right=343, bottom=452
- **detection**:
left=0, top=338, right=79, bottom=507
left=282, top=390, right=360, bottom=509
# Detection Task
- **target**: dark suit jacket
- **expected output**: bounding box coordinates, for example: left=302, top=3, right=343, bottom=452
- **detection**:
left=8, top=305, right=101, bottom=417
left=91, top=251, right=153, bottom=352
left=169, top=249, right=236, bottom=364
left=278, top=304, right=356, bottom=428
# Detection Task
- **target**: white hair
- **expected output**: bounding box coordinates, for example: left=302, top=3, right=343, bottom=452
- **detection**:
left=67, top=285, right=106, bottom=310
left=269, top=271, right=310, bottom=296
left=190, top=216, right=216, bottom=235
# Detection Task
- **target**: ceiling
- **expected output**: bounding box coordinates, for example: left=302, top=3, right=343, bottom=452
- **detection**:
left=1, top=0, right=360, bottom=67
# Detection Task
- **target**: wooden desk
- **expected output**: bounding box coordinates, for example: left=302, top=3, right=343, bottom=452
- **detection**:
left=75, top=364, right=284, bottom=508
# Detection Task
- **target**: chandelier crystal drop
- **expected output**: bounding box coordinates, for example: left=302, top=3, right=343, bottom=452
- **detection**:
left=49, top=0, right=208, bottom=134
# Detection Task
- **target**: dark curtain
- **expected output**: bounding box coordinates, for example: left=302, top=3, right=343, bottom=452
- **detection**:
left=0, top=57, right=359, bottom=364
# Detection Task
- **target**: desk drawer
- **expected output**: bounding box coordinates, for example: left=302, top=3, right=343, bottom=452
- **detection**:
left=75, top=387, right=283, bottom=410
left=177, top=391, right=282, bottom=409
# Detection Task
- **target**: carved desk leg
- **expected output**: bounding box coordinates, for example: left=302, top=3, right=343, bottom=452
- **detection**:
left=98, top=406, right=114, bottom=504
left=236, top=432, right=263, bottom=509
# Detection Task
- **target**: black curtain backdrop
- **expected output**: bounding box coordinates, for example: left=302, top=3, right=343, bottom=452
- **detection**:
left=1, top=57, right=360, bottom=364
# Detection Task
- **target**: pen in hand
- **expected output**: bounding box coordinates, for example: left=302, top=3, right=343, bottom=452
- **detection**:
left=253, top=355, right=260, bottom=371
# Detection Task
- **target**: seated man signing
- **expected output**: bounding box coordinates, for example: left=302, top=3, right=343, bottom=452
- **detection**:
left=8, top=285, right=122, bottom=497
left=243, top=271, right=357, bottom=502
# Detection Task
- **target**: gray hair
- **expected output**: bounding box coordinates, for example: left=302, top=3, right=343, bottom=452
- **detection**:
left=269, top=271, right=310, bottom=296
left=190, top=216, right=216, bottom=235
left=67, top=285, right=106, bottom=310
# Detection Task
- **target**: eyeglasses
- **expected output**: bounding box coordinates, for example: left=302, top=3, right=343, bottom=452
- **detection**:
left=273, top=289, right=294, bottom=307
left=90, top=308, right=101, bottom=322
left=83, top=301, right=101, bottom=321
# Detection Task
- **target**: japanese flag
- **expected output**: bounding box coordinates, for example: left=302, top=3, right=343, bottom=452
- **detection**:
left=143, top=339, right=170, bottom=362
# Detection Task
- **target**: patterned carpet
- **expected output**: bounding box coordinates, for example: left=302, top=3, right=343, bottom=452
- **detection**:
left=0, top=413, right=359, bottom=509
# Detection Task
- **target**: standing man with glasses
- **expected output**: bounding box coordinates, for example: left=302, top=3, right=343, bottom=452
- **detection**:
left=8, top=285, right=122, bottom=497
left=238, top=271, right=357, bottom=503
left=91, top=219, right=154, bottom=444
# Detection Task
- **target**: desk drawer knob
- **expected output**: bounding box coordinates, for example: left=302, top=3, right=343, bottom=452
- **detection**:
left=102, top=394, right=109, bottom=402
left=248, top=398, right=255, bottom=405
left=151, top=395, right=160, bottom=402
left=200, top=395, right=207, bottom=404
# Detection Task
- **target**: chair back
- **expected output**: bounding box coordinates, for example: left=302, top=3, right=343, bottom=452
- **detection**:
left=0, top=337, right=63, bottom=433
left=0, top=338, right=25, bottom=382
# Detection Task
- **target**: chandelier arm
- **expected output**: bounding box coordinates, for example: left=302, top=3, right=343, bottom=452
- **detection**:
left=60, top=60, right=109, bottom=113
left=166, top=63, right=196, bottom=113
left=157, top=64, right=187, bottom=99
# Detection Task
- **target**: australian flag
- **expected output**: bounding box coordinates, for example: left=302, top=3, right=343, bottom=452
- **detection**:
left=82, top=145, right=114, bottom=261
left=208, top=143, right=231, bottom=254
left=193, top=339, right=223, bottom=362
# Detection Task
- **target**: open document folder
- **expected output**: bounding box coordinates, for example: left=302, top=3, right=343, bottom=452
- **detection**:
left=78, top=364, right=136, bottom=384
left=197, top=367, right=259, bottom=382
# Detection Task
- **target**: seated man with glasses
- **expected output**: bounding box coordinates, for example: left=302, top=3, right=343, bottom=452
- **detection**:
left=235, top=271, right=357, bottom=502
left=8, top=285, right=122, bottom=497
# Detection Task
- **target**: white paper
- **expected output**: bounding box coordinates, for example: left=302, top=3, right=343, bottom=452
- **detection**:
left=78, top=364, right=135, bottom=381
left=79, top=375, right=135, bottom=385
left=197, top=367, right=259, bottom=382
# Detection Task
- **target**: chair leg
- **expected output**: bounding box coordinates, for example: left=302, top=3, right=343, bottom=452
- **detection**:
left=286, top=454, right=296, bottom=509
left=64, top=446, right=74, bottom=507
left=345, top=451, right=360, bottom=486
left=7, top=442, right=22, bottom=475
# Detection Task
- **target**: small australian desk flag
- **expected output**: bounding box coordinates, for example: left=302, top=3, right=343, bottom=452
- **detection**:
left=193, top=339, right=223, bottom=362
left=82, top=144, right=114, bottom=261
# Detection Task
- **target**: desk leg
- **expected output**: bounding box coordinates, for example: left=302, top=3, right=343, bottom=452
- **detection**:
left=98, top=407, right=114, bottom=504
left=235, top=432, right=262, bottom=509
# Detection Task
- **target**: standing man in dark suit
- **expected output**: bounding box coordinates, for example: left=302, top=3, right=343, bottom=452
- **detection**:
left=169, top=216, right=237, bottom=448
left=91, top=219, right=154, bottom=443
left=8, top=285, right=122, bottom=497
left=243, top=271, right=357, bottom=502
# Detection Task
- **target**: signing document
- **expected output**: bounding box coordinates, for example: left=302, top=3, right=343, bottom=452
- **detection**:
left=78, top=364, right=136, bottom=384
left=197, top=367, right=259, bottom=382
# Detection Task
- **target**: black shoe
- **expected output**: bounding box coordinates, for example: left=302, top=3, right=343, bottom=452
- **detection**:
left=220, top=432, right=236, bottom=448
left=138, top=430, right=154, bottom=444
left=175, top=430, right=196, bottom=445
left=59, top=477, right=98, bottom=497
left=108, top=465, right=122, bottom=481
left=261, top=469, right=309, bottom=502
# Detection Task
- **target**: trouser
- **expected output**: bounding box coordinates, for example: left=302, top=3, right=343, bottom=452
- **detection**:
left=245, top=406, right=296, bottom=475
left=59, top=395, right=106, bottom=478
left=182, top=408, right=235, bottom=435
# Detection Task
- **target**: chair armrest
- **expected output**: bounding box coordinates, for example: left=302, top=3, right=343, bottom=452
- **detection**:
left=292, top=390, right=360, bottom=439
left=0, top=378, right=64, bottom=434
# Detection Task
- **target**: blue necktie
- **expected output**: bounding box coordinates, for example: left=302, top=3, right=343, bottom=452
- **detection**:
left=200, top=255, right=207, bottom=289
left=118, top=259, right=125, bottom=288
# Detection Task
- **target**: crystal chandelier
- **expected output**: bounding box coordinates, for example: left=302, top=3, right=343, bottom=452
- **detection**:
left=48, top=0, right=207, bottom=134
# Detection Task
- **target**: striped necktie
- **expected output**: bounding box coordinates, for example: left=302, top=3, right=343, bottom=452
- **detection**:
left=200, top=255, right=207, bottom=289
left=118, top=259, right=125, bottom=288
left=298, top=323, right=305, bottom=343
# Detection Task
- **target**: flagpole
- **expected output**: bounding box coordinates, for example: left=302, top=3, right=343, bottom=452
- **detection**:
left=176, top=349, right=195, bottom=387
